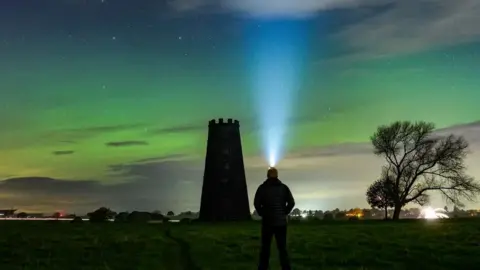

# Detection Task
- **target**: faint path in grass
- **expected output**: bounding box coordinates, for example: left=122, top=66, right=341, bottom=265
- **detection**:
left=165, top=227, right=201, bottom=270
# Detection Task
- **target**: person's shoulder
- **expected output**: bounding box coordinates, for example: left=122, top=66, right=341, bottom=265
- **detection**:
left=257, top=181, right=267, bottom=189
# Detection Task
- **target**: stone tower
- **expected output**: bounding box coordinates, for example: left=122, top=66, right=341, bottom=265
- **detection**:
left=199, top=118, right=251, bottom=221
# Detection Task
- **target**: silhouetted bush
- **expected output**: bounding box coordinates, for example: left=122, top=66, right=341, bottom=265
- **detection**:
left=71, top=216, right=83, bottom=223
left=115, top=212, right=129, bottom=223
left=151, top=212, right=165, bottom=221
left=127, top=211, right=151, bottom=223
left=323, top=213, right=334, bottom=221
left=348, top=216, right=359, bottom=221
left=88, top=207, right=116, bottom=223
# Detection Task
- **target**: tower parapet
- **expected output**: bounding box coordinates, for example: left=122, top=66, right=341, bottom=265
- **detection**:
left=208, top=118, right=240, bottom=126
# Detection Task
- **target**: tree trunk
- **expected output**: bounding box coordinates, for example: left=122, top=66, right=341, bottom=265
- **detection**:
left=384, top=206, right=388, bottom=219
left=392, top=205, right=402, bottom=220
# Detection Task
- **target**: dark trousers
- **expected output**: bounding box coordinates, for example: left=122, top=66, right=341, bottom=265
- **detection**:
left=258, top=224, right=291, bottom=270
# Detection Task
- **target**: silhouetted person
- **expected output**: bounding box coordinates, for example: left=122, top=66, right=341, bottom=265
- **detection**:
left=254, top=167, right=295, bottom=270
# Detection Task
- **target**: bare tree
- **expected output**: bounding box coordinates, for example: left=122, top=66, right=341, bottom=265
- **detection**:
left=53, top=212, right=62, bottom=220
left=366, top=176, right=395, bottom=219
left=371, top=121, right=480, bottom=220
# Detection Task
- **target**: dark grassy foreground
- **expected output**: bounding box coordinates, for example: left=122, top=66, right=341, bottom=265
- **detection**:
left=0, top=219, right=479, bottom=270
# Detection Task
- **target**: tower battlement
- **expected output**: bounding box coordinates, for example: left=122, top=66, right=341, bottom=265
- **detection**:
left=208, top=118, right=240, bottom=126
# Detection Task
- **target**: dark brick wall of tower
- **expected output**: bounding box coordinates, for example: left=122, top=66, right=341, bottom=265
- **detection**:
left=199, top=118, right=251, bottom=221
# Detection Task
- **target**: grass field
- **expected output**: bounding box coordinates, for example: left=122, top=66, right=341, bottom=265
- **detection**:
left=0, top=219, right=479, bottom=270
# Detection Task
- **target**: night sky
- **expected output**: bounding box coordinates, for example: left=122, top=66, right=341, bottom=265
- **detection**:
left=1, top=0, right=479, bottom=214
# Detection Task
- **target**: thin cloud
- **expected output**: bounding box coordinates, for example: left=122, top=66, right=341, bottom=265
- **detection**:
left=52, top=150, right=75, bottom=156
left=105, top=141, right=149, bottom=147
left=0, top=177, right=101, bottom=195
left=133, top=153, right=190, bottom=163
left=436, top=121, right=480, bottom=132
left=168, top=0, right=390, bottom=18
left=151, top=124, right=205, bottom=134
left=334, top=0, right=480, bottom=60
left=434, top=121, right=480, bottom=144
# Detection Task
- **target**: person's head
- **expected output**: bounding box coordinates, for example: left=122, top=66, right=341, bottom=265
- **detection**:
left=267, top=167, right=278, bottom=179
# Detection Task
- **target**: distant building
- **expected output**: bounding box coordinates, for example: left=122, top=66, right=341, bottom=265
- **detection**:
left=199, top=118, right=251, bottom=221
left=0, top=209, right=17, bottom=217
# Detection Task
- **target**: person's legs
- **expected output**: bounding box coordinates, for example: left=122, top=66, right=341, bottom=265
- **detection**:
left=274, top=226, right=291, bottom=270
left=258, top=224, right=273, bottom=270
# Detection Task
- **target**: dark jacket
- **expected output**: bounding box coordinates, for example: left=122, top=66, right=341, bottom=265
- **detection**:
left=254, top=178, right=295, bottom=226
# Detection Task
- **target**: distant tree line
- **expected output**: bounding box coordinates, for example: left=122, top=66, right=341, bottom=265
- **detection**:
left=64, top=205, right=477, bottom=224
left=13, top=204, right=477, bottom=223
left=83, top=207, right=195, bottom=223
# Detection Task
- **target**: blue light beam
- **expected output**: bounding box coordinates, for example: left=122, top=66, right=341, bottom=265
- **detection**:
left=246, top=19, right=310, bottom=167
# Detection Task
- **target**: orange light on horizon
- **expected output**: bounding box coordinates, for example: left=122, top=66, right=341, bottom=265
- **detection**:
left=346, top=208, right=364, bottom=218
